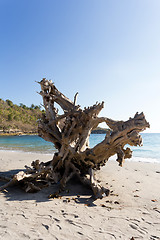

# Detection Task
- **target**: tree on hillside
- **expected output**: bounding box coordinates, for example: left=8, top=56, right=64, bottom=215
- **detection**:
left=34, top=105, right=41, bottom=110
left=19, top=103, right=27, bottom=109
left=30, top=104, right=35, bottom=109
left=7, top=113, right=13, bottom=121
left=6, top=99, right=13, bottom=107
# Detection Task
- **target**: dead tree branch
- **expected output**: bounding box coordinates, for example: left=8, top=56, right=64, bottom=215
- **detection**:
left=0, top=78, right=150, bottom=199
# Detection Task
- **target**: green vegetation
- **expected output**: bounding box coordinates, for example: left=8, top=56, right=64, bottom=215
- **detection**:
left=0, top=98, right=42, bottom=134
left=0, top=98, right=107, bottom=135
left=91, top=126, right=108, bottom=134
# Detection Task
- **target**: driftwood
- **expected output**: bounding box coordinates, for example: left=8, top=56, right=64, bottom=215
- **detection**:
left=0, top=78, right=150, bottom=199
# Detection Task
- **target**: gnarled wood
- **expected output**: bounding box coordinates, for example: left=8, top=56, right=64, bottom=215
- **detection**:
left=0, top=79, right=150, bottom=199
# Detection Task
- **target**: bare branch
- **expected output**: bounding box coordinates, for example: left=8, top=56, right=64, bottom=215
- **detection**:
left=0, top=79, right=150, bottom=199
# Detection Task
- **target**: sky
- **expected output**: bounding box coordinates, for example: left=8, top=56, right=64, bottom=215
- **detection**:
left=0, top=0, right=160, bottom=133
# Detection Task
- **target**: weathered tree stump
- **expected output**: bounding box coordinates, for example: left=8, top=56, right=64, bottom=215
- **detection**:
left=0, top=78, right=150, bottom=199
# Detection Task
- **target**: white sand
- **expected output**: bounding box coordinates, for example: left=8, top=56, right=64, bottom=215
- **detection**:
left=0, top=151, right=160, bottom=240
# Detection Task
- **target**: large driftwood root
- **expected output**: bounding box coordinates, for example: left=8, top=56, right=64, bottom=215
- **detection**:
left=0, top=79, right=150, bottom=199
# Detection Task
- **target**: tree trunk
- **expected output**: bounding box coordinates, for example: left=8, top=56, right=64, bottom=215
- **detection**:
left=0, top=78, right=150, bottom=199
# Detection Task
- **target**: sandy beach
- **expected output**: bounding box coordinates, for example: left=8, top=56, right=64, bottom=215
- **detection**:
left=0, top=151, right=160, bottom=240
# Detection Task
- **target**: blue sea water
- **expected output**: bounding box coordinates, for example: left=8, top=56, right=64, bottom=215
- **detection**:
left=0, top=133, right=160, bottom=163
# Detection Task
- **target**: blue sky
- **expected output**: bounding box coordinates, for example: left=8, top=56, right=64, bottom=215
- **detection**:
left=0, top=0, right=160, bottom=132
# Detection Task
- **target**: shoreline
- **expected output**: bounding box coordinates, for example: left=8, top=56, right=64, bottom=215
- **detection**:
left=0, top=133, right=38, bottom=136
left=0, top=129, right=107, bottom=136
left=0, top=148, right=56, bottom=155
left=0, top=148, right=159, bottom=164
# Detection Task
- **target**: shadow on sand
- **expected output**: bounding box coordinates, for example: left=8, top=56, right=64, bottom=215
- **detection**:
left=0, top=169, right=97, bottom=207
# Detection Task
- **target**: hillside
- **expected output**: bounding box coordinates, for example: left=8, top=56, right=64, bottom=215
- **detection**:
left=0, top=98, right=108, bottom=136
left=91, top=127, right=108, bottom=134
left=0, top=99, right=42, bottom=135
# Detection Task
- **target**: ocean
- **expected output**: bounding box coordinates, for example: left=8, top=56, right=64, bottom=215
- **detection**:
left=0, top=133, right=160, bottom=163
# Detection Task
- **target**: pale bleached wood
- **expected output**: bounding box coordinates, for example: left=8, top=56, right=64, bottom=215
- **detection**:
left=0, top=79, right=150, bottom=198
